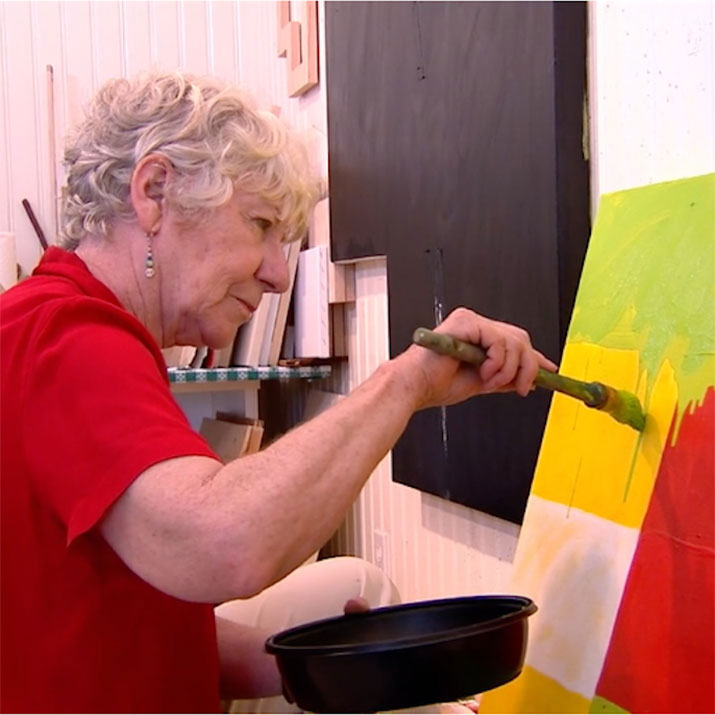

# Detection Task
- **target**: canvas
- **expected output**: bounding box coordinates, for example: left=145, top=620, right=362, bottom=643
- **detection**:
left=480, top=173, right=715, bottom=714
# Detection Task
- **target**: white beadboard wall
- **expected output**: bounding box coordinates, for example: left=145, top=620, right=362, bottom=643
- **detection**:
left=0, top=0, right=326, bottom=277
left=325, top=257, right=522, bottom=601
left=3, top=2, right=713, bottom=605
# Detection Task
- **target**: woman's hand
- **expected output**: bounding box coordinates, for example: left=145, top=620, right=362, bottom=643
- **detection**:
left=343, top=596, right=370, bottom=614
left=394, top=307, right=557, bottom=411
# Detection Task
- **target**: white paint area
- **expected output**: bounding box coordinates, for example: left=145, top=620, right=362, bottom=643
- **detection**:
left=509, top=495, right=640, bottom=700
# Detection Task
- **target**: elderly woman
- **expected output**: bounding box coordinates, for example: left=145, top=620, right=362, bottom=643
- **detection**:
left=0, top=71, right=556, bottom=713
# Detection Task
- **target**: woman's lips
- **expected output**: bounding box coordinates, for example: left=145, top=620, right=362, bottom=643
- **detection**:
left=234, top=296, right=257, bottom=314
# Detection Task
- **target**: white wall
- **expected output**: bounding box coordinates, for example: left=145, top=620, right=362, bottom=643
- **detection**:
left=2, top=1, right=713, bottom=604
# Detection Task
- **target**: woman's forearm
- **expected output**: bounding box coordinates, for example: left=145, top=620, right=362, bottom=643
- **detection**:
left=208, top=359, right=420, bottom=590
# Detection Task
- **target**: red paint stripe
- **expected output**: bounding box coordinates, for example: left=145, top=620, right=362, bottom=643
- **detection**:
left=596, top=387, right=715, bottom=713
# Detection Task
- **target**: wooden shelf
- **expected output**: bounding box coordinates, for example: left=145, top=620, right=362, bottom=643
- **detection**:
left=168, top=365, right=331, bottom=393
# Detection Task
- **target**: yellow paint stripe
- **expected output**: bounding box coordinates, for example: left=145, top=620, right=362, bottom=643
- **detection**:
left=480, top=664, right=592, bottom=713
left=531, top=343, right=677, bottom=528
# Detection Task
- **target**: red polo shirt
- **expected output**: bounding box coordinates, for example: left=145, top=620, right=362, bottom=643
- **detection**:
left=1, top=247, right=222, bottom=713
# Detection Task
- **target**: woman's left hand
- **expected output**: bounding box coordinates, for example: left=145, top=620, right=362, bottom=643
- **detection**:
left=343, top=596, right=370, bottom=614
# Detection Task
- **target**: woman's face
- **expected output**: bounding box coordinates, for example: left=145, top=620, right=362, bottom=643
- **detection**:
left=158, top=190, right=291, bottom=348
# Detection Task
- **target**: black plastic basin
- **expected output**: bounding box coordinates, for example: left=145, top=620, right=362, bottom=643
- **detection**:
left=265, top=594, right=537, bottom=713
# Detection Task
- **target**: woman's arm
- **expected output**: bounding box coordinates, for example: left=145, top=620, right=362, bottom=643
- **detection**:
left=100, top=308, right=556, bottom=602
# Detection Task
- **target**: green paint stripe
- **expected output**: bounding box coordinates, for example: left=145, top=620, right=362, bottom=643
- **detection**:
left=590, top=695, right=630, bottom=713
left=568, top=173, right=715, bottom=439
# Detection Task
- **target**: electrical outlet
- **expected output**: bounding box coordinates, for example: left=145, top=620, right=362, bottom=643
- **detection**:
left=373, top=529, right=390, bottom=574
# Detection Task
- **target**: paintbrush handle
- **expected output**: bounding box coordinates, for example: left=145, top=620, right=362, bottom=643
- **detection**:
left=412, top=328, right=606, bottom=407
left=412, top=327, right=489, bottom=365
left=532, top=368, right=606, bottom=407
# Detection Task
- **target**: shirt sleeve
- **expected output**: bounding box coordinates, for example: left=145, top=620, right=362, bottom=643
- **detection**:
left=20, top=298, right=219, bottom=543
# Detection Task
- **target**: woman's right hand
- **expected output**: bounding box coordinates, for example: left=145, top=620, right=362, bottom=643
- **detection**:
left=393, top=307, right=557, bottom=411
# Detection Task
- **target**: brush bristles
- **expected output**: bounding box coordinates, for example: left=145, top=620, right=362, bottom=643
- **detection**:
left=599, top=387, right=646, bottom=432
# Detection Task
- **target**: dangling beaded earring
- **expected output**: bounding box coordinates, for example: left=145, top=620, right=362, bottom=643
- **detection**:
left=145, top=231, right=156, bottom=278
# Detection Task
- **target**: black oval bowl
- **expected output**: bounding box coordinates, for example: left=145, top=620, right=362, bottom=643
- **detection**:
left=265, top=594, right=537, bottom=713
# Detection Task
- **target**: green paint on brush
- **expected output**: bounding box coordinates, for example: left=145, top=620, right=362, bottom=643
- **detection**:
left=412, top=328, right=646, bottom=431
left=569, top=173, right=715, bottom=440
left=535, top=369, right=646, bottom=431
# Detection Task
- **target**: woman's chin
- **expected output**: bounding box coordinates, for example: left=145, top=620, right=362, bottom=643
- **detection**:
left=204, top=326, right=242, bottom=352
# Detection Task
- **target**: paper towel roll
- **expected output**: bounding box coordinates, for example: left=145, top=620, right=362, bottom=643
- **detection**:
left=0, top=232, right=17, bottom=291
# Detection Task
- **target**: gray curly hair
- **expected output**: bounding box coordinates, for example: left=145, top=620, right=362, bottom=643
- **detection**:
left=59, top=71, right=321, bottom=248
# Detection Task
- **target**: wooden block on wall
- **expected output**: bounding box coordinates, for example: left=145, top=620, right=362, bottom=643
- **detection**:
left=329, top=261, right=355, bottom=304
left=309, top=198, right=355, bottom=303
left=331, top=303, right=348, bottom=357
left=276, top=0, right=319, bottom=97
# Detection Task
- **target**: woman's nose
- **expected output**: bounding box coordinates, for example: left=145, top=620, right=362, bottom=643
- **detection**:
left=257, top=240, right=290, bottom=293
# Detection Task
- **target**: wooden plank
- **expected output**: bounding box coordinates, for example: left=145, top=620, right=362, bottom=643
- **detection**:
left=330, top=303, right=347, bottom=358
left=199, top=417, right=252, bottom=462
left=268, top=239, right=302, bottom=365
left=309, top=196, right=330, bottom=248
left=328, top=262, right=355, bottom=304
left=215, top=412, right=265, bottom=454
left=258, top=292, right=280, bottom=366
left=170, top=380, right=259, bottom=396
left=212, top=340, right=234, bottom=369
left=294, top=245, right=330, bottom=359
left=161, top=345, right=197, bottom=368
left=258, top=245, right=294, bottom=366
left=310, top=198, right=355, bottom=303
left=276, top=0, right=319, bottom=97
left=232, top=292, right=273, bottom=366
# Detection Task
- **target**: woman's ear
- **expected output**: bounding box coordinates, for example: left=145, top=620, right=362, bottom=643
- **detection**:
left=130, top=154, right=172, bottom=234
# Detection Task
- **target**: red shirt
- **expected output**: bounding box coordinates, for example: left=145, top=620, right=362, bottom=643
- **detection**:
left=1, top=248, right=222, bottom=713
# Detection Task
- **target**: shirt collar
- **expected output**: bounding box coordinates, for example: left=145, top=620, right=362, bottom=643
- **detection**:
left=32, top=246, right=124, bottom=307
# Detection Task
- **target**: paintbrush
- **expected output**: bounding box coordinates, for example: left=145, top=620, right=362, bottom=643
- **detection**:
left=412, top=327, right=646, bottom=431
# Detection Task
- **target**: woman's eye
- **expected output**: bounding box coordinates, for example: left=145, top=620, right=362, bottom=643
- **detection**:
left=253, top=217, right=273, bottom=232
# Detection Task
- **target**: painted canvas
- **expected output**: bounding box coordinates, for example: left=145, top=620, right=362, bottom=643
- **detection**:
left=480, top=173, right=715, bottom=713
